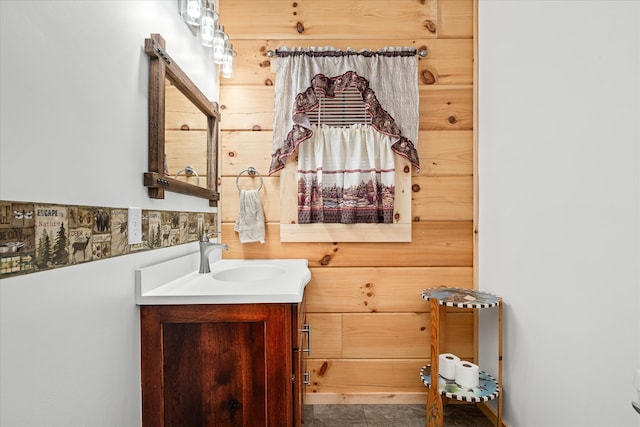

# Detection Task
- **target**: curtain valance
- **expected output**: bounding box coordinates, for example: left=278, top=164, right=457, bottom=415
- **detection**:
left=270, top=46, right=420, bottom=175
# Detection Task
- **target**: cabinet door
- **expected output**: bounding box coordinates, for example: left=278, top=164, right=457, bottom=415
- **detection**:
left=162, top=321, right=265, bottom=426
left=141, top=304, right=293, bottom=427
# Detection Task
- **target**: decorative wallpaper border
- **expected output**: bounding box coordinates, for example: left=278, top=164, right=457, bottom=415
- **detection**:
left=0, top=200, right=217, bottom=278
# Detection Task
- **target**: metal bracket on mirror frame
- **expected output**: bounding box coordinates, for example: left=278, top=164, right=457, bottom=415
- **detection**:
left=144, top=172, right=219, bottom=206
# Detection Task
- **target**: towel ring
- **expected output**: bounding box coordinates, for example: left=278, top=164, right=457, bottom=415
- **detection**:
left=236, top=167, right=263, bottom=192
left=175, top=165, right=200, bottom=186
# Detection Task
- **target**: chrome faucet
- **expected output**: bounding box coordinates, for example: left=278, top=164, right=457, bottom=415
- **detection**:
left=199, top=232, right=228, bottom=274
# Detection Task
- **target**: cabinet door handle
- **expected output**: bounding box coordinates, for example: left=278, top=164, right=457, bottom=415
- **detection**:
left=303, top=371, right=311, bottom=386
left=299, top=323, right=311, bottom=356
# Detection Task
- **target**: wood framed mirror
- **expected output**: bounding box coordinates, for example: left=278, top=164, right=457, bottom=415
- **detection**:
left=144, top=34, right=220, bottom=206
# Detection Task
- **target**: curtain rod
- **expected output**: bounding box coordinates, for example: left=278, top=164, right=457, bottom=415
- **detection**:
left=266, top=48, right=427, bottom=58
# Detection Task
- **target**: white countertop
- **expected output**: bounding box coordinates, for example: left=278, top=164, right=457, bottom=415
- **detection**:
left=135, top=252, right=311, bottom=305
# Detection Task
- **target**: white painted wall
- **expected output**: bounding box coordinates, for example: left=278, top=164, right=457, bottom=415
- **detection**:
left=0, top=1, right=219, bottom=425
left=478, top=1, right=640, bottom=426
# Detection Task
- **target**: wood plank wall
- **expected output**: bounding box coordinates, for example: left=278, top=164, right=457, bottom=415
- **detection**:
left=218, top=0, right=476, bottom=404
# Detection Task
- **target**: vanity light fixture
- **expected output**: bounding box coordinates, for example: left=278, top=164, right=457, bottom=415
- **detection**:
left=179, top=0, right=235, bottom=78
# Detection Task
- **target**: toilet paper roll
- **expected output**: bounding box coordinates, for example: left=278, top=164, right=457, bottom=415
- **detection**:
left=438, top=353, right=460, bottom=380
left=455, top=360, right=480, bottom=389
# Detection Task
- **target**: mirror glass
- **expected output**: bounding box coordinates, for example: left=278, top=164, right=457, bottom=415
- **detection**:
left=144, top=34, right=220, bottom=206
left=164, top=77, right=209, bottom=189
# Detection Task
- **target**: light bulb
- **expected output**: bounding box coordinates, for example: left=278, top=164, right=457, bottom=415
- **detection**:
left=199, top=7, right=218, bottom=47
left=222, top=44, right=234, bottom=78
left=212, top=24, right=228, bottom=64
left=184, top=0, right=201, bottom=26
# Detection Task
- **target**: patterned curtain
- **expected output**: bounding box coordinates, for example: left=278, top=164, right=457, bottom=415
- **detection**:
left=298, top=124, right=396, bottom=224
left=271, top=47, right=419, bottom=224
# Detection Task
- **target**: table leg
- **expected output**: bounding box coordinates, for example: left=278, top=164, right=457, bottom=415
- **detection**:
left=426, top=297, right=443, bottom=427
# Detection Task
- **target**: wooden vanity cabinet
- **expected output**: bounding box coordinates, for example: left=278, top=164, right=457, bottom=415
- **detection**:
left=140, top=301, right=307, bottom=427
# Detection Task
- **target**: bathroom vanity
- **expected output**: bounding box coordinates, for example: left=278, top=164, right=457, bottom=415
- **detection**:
left=136, top=253, right=311, bottom=426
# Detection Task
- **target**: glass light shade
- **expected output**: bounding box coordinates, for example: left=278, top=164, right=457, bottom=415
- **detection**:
left=184, top=0, right=202, bottom=26
left=199, top=7, right=218, bottom=47
left=222, top=44, right=234, bottom=78
left=212, top=25, right=228, bottom=64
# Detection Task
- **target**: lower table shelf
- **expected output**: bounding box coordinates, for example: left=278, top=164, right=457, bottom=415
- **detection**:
left=420, top=364, right=500, bottom=403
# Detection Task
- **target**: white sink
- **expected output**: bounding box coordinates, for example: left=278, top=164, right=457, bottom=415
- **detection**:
left=135, top=252, right=311, bottom=305
left=212, top=263, right=287, bottom=282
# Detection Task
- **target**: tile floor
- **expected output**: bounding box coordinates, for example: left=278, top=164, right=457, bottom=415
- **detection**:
left=304, top=403, right=495, bottom=427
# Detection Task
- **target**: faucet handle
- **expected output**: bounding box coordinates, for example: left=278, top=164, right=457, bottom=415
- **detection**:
left=200, top=231, right=218, bottom=242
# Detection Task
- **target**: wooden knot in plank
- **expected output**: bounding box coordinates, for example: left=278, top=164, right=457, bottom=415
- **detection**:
left=424, top=20, right=436, bottom=33
left=421, top=69, right=436, bottom=85
left=318, top=361, right=329, bottom=376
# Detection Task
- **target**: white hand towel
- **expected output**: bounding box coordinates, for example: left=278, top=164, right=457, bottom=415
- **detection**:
left=234, top=189, right=265, bottom=243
